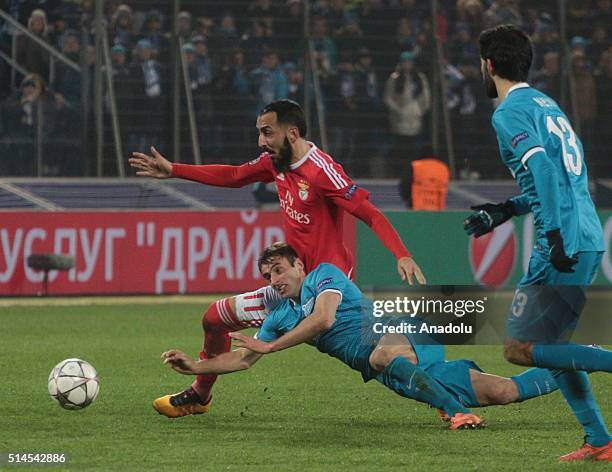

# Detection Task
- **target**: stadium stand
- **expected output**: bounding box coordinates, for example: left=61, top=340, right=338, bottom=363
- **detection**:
left=0, top=0, right=610, bottom=182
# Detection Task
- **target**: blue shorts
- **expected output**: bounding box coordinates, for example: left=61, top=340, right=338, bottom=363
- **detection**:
left=371, top=358, right=483, bottom=408
left=426, top=359, right=482, bottom=408
left=507, top=251, right=602, bottom=343
left=358, top=318, right=482, bottom=406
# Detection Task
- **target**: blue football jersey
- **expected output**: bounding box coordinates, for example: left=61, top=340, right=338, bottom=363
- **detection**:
left=256, top=263, right=373, bottom=372
left=491, top=83, right=604, bottom=254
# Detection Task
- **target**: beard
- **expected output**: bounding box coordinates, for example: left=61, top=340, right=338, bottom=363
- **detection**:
left=268, top=137, right=293, bottom=173
left=482, top=66, right=498, bottom=99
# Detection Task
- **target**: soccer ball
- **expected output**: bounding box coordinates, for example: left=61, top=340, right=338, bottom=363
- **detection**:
left=48, top=358, right=99, bottom=410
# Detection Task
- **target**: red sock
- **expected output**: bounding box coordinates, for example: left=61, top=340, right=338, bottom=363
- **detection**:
left=191, top=299, right=236, bottom=402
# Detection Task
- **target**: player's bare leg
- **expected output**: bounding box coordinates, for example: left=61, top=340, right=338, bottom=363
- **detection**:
left=470, top=370, right=519, bottom=406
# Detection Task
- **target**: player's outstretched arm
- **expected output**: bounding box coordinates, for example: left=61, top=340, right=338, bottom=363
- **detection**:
left=129, top=147, right=173, bottom=178
left=131, top=149, right=275, bottom=187
left=347, top=199, right=426, bottom=285
left=161, top=348, right=262, bottom=375
left=231, top=291, right=341, bottom=353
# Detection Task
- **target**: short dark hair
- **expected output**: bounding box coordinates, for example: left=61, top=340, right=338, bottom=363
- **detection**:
left=479, top=24, right=532, bottom=82
left=257, top=242, right=299, bottom=272
left=259, top=99, right=307, bottom=137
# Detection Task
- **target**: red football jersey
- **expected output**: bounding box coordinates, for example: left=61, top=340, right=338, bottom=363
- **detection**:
left=173, top=143, right=370, bottom=276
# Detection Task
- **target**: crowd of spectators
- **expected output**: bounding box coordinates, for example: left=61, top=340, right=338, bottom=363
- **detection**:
left=0, top=0, right=610, bottom=178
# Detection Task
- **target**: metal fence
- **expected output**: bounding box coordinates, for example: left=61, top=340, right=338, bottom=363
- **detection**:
left=0, top=0, right=610, bottom=179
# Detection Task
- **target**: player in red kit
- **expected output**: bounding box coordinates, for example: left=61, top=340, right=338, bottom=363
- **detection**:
left=129, top=100, right=426, bottom=417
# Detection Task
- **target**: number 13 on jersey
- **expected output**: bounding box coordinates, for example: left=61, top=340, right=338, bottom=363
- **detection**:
left=546, top=115, right=583, bottom=176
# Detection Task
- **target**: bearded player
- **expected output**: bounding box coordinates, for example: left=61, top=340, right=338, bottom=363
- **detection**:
left=463, top=25, right=611, bottom=461
left=129, top=99, right=426, bottom=417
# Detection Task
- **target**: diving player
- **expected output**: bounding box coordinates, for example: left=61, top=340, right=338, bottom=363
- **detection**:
left=162, top=243, right=561, bottom=430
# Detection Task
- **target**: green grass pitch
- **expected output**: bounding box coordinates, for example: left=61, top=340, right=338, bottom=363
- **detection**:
left=0, top=299, right=610, bottom=471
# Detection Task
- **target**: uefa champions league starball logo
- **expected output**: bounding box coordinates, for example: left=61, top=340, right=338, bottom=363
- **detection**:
left=469, top=221, right=517, bottom=287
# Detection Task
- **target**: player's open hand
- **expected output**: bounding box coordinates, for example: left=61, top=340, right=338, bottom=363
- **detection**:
left=161, top=350, right=198, bottom=375
left=398, top=257, right=427, bottom=285
left=129, top=146, right=173, bottom=179
left=229, top=332, right=274, bottom=354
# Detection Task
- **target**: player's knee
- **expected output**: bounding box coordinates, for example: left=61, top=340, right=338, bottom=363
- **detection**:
left=369, top=347, right=393, bottom=372
left=369, top=346, right=416, bottom=372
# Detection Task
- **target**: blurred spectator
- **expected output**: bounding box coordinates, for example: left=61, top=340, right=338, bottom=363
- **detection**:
left=284, top=62, right=304, bottom=103
left=241, top=19, right=275, bottom=70
left=183, top=42, right=199, bottom=90
left=589, top=24, right=609, bottom=70
left=384, top=51, right=431, bottom=176
left=0, top=73, right=67, bottom=175
left=326, top=52, right=358, bottom=170
left=310, top=16, right=338, bottom=76
left=248, top=0, right=275, bottom=39
left=353, top=47, right=385, bottom=174
left=109, top=4, right=135, bottom=51
left=531, top=18, right=561, bottom=72
left=449, top=22, right=479, bottom=67
left=191, top=36, right=214, bottom=89
left=209, top=12, right=240, bottom=65
left=320, top=0, right=347, bottom=34
left=249, top=50, right=288, bottom=114
left=570, top=36, right=588, bottom=56
left=192, top=17, right=215, bottom=42
left=140, top=10, right=170, bottom=63
left=389, top=16, right=420, bottom=72
left=48, top=4, right=74, bottom=50
left=16, top=9, right=50, bottom=82
left=456, top=0, right=484, bottom=28
left=276, top=0, right=304, bottom=46
left=532, top=51, right=562, bottom=103
left=570, top=50, right=597, bottom=153
left=483, top=0, right=523, bottom=29
left=127, top=39, right=166, bottom=152
left=107, top=44, right=131, bottom=120
left=248, top=0, right=274, bottom=20
left=177, top=11, right=194, bottom=40
left=567, top=0, right=592, bottom=38
left=190, top=36, right=219, bottom=156
left=334, top=12, right=365, bottom=59
left=213, top=49, right=254, bottom=159
left=360, top=0, right=398, bottom=67
left=52, top=29, right=81, bottom=108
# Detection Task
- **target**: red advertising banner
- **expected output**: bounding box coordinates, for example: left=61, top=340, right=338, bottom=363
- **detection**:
left=0, top=211, right=357, bottom=296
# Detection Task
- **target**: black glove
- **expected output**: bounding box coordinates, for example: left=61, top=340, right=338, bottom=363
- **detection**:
left=546, top=229, right=578, bottom=273
left=463, top=201, right=516, bottom=238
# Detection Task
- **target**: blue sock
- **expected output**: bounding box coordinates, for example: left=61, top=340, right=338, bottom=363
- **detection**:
left=378, top=357, right=470, bottom=417
left=511, top=368, right=558, bottom=401
left=551, top=370, right=611, bottom=447
left=532, top=344, right=612, bottom=372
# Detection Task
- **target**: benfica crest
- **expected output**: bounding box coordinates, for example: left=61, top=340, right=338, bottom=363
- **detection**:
left=298, top=180, right=309, bottom=200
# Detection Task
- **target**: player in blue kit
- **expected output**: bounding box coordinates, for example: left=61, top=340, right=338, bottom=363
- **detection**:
left=464, top=25, right=612, bottom=461
left=162, top=243, right=560, bottom=430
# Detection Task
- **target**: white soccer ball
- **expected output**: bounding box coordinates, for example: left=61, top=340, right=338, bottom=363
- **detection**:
left=48, top=358, right=99, bottom=410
